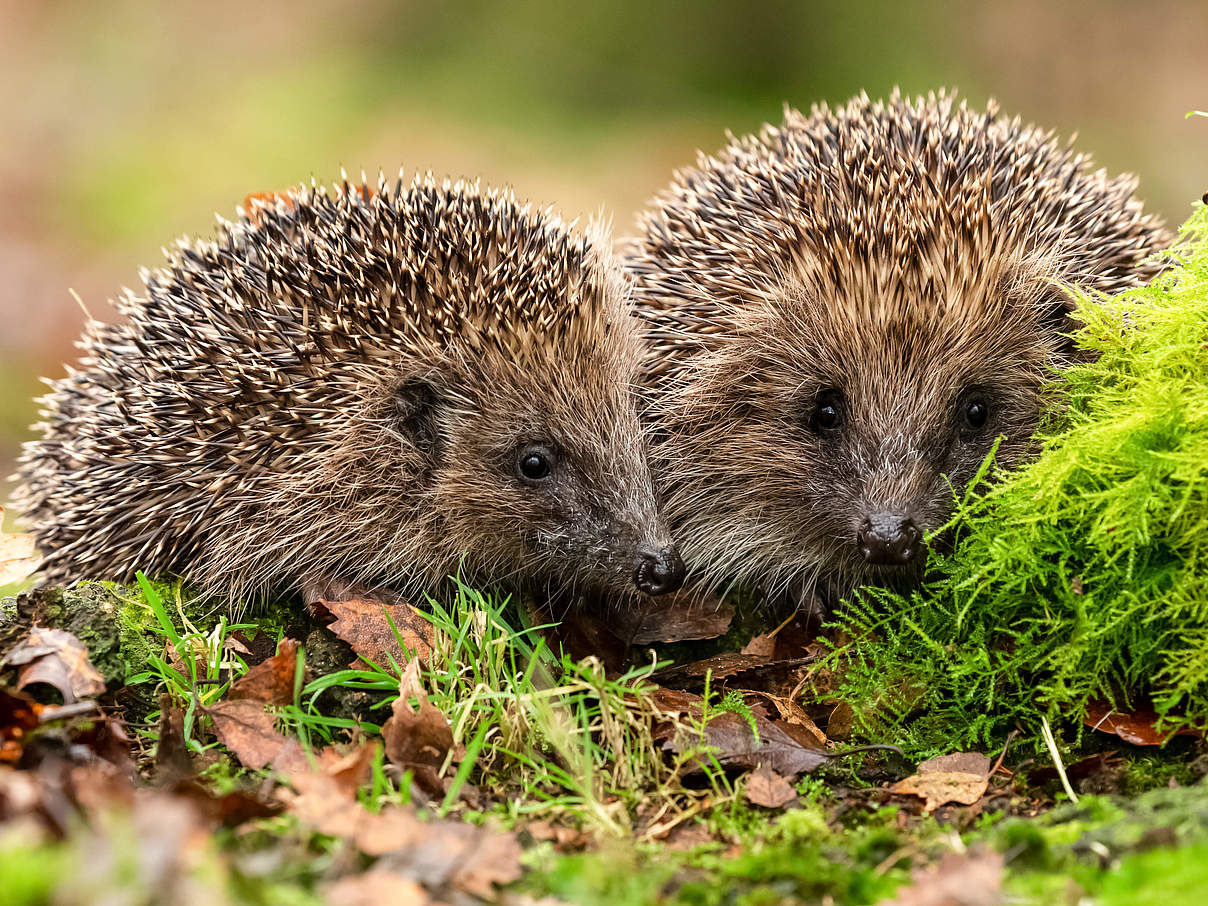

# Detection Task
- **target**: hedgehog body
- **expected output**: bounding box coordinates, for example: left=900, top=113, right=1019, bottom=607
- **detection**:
left=16, top=174, right=684, bottom=604
left=627, top=91, right=1169, bottom=604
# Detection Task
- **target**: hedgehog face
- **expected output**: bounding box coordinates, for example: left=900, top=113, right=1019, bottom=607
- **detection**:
left=415, top=352, right=683, bottom=600
left=652, top=262, right=1068, bottom=599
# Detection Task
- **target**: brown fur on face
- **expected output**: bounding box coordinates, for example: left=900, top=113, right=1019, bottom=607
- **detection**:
left=628, top=91, right=1170, bottom=600
left=16, top=175, right=676, bottom=605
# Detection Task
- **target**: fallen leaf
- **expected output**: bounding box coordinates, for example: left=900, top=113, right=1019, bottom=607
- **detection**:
left=169, top=779, right=284, bottom=827
left=740, top=631, right=778, bottom=658
left=651, top=686, right=703, bottom=715
left=889, top=771, right=989, bottom=813
left=742, top=691, right=827, bottom=745
left=283, top=768, right=424, bottom=855
left=207, top=699, right=295, bottom=770
left=745, top=764, right=798, bottom=808
left=314, top=598, right=433, bottom=667
left=0, top=515, right=38, bottom=586
left=618, top=589, right=734, bottom=644
left=917, top=752, right=991, bottom=776
left=382, top=661, right=453, bottom=797
left=654, top=653, right=774, bottom=685
left=3, top=626, right=106, bottom=702
left=283, top=748, right=523, bottom=896
left=154, top=702, right=195, bottom=784
left=881, top=850, right=1004, bottom=906
left=1083, top=699, right=1202, bottom=746
left=376, top=820, right=524, bottom=898
left=323, top=870, right=429, bottom=906
left=669, top=711, right=832, bottom=778
left=228, top=638, right=301, bottom=706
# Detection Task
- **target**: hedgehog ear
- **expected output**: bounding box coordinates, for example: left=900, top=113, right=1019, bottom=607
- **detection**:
left=393, top=376, right=446, bottom=463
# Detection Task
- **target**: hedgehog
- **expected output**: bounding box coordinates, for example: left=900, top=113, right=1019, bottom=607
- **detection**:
left=626, top=91, right=1170, bottom=609
left=14, top=172, right=686, bottom=606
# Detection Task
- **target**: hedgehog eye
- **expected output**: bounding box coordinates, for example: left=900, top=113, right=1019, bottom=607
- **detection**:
left=515, top=444, right=556, bottom=486
left=960, top=394, right=991, bottom=433
left=808, top=389, right=844, bottom=433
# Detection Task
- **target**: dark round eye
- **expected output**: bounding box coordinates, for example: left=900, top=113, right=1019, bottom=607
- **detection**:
left=809, top=389, right=844, bottom=433
left=515, top=445, right=555, bottom=485
left=963, top=397, right=990, bottom=430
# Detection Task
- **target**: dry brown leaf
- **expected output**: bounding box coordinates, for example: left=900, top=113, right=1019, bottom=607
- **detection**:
left=881, top=850, right=1004, bottom=906
left=323, top=870, right=429, bottom=906
left=744, top=764, right=798, bottom=808
left=618, top=588, right=734, bottom=644
left=889, top=772, right=989, bottom=813
left=382, top=661, right=453, bottom=797
left=669, top=711, right=833, bottom=778
left=740, top=631, right=778, bottom=658
left=0, top=512, right=38, bottom=586
left=228, top=638, right=301, bottom=706
left=316, top=597, right=434, bottom=667
left=207, top=700, right=295, bottom=770
left=1083, top=698, right=1201, bottom=746
left=377, top=820, right=524, bottom=898
left=154, top=701, right=195, bottom=783
left=743, top=691, right=827, bottom=745
left=3, top=626, right=106, bottom=702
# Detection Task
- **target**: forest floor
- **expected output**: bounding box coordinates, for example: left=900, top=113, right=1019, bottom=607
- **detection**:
left=1, top=572, right=1206, bottom=906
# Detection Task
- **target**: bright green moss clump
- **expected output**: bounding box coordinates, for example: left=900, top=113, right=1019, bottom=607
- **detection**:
left=833, top=205, right=1208, bottom=753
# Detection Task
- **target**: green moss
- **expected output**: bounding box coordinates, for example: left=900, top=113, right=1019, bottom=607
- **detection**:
left=830, top=205, right=1208, bottom=755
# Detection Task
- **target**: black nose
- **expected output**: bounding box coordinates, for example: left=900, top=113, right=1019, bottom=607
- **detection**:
left=634, top=545, right=686, bottom=596
left=857, top=512, right=922, bottom=565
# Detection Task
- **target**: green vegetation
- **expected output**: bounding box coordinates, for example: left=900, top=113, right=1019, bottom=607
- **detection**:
left=831, top=205, right=1208, bottom=755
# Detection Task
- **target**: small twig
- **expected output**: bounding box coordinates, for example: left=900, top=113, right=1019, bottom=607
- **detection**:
left=988, top=729, right=1018, bottom=778
left=1040, top=717, right=1078, bottom=803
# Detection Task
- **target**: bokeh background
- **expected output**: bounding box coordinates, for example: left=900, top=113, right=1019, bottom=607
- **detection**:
left=2, top=0, right=1207, bottom=506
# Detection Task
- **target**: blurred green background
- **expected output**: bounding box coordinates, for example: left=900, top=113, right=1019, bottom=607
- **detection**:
left=2, top=0, right=1207, bottom=510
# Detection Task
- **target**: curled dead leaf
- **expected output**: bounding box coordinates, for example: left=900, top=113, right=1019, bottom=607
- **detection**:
left=617, top=588, right=734, bottom=645
left=3, top=626, right=106, bottom=702
left=669, top=710, right=833, bottom=778
left=382, top=661, right=453, bottom=798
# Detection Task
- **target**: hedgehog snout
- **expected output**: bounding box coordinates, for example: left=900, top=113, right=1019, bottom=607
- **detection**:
left=633, top=543, right=686, bottom=596
left=856, top=512, right=921, bottom=566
